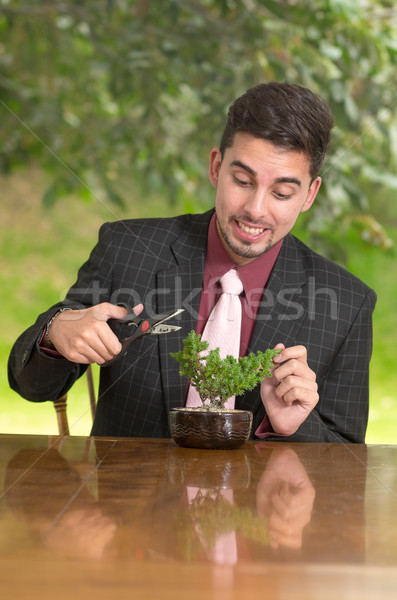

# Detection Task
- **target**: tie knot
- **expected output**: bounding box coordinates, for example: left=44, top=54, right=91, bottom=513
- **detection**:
left=220, top=269, right=243, bottom=296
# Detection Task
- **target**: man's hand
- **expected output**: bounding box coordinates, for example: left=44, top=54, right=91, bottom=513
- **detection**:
left=45, top=507, right=117, bottom=560
left=256, top=446, right=315, bottom=549
left=46, top=302, right=144, bottom=365
left=260, top=343, right=319, bottom=436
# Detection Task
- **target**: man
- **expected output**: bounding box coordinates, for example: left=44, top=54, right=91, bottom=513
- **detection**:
left=8, top=82, right=376, bottom=442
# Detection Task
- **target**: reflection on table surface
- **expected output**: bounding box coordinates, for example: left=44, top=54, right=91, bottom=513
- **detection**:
left=1, top=434, right=397, bottom=599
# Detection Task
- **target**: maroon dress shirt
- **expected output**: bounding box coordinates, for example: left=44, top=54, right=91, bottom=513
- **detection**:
left=196, top=213, right=282, bottom=356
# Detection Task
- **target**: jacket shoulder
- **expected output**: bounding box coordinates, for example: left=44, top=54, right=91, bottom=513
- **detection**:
left=287, top=234, right=376, bottom=300
left=103, top=210, right=213, bottom=240
left=92, top=210, right=213, bottom=273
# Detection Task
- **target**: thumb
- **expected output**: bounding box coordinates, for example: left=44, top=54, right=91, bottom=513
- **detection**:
left=92, top=302, right=144, bottom=322
left=132, top=303, right=144, bottom=317
left=108, top=302, right=144, bottom=321
left=121, top=302, right=144, bottom=321
left=92, top=302, right=127, bottom=321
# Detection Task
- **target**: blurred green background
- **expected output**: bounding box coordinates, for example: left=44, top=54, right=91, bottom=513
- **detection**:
left=1, top=0, right=396, bottom=442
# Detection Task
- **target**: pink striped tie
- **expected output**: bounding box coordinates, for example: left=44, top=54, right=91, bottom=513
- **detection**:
left=186, top=268, right=243, bottom=409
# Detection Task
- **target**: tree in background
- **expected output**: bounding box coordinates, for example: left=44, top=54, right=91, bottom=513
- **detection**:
left=1, top=0, right=396, bottom=258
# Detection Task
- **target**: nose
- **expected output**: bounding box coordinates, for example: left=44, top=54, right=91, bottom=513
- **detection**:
left=243, top=188, right=270, bottom=221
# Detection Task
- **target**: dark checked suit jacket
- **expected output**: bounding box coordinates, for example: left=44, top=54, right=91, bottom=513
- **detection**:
left=8, top=209, right=376, bottom=443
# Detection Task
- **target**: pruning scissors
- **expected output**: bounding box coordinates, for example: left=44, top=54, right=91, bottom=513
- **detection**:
left=103, top=307, right=184, bottom=367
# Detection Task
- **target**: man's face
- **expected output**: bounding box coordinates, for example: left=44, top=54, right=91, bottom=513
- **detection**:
left=209, top=132, right=321, bottom=266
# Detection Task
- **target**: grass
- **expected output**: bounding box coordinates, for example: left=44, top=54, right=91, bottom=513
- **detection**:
left=1, top=167, right=396, bottom=443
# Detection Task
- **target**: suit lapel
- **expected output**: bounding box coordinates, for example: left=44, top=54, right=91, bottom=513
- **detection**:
left=156, top=212, right=212, bottom=411
left=248, top=234, right=308, bottom=352
left=237, top=235, right=308, bottom=417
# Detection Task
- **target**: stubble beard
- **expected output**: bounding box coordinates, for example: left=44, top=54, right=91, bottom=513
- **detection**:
left=217, top=217, right=276, bottom=260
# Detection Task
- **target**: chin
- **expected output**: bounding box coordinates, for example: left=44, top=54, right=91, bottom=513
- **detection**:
left=218, top=219, right=276, bottom=260
left=230, top=240, right=274, bottom=261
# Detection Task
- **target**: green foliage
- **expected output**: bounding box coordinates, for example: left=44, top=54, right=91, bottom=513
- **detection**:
left=176, top=489, right=268, bottom=559
left=171, top=330, right=280, bottom=408
left=0, top=0, right=396, bottom=256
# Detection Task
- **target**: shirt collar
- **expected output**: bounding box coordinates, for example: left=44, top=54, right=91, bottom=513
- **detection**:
left=205, top=212, right=283, bottom=300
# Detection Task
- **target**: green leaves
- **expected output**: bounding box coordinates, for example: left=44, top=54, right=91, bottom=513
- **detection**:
left=170, top=330, right=280, bottom=408
left=0, top=0, right=396, bottom=254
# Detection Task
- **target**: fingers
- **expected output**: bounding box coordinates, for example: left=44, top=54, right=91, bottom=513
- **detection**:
left=49, top=302, right=144, bottom=364
left=71, top=325, right=123, bottom=365
left=273, top=344, right=307, bottom=365
left=59, top=327, right=120, bottom=365
left=268, top=481, right=316, bottom=549
left=273, top=371, right=318, bottom=407
left=272, top=345, right=315, bottom=383
left=273, top=358, right=316, bottom=381
left=270, top=343, right=318, bottom=403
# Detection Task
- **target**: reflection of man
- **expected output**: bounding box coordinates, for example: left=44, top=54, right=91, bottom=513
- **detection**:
left=4, top=447, right=116, bottom=560
left=8, top=82, right=376, bottom=442
left=187, top=487, right=238, bottom=565
left=254, top=442, right=366, bottom=562
left=175, top=445, right=315, bottom=562
left=256, top=445, right=315, bottom=550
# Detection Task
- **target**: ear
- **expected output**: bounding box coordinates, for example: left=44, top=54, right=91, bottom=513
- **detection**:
left=208, top=147, right=222, bottom=188
left=301, top=177, right=322, bottom=213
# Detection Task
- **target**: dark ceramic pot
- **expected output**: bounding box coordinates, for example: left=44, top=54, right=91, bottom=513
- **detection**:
left=169, top=407, right=253, bottom=450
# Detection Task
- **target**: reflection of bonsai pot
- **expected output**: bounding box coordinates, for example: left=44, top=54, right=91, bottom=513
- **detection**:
left=170, top=331, right=279, bottom=450
left=169, top=408, right=253, bottom=450
left=167, top=446, right=252, bottom=488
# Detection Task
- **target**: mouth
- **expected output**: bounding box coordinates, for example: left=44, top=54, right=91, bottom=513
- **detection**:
left=235, top=219, right=271, bottom=241
left=237, top=221, right=266, bottom=236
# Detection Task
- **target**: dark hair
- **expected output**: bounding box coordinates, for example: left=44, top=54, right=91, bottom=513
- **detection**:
left=220, top=82, right=334, bottom=179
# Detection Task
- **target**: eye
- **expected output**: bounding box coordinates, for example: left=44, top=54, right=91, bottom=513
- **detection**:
left=233, top=176, right=251, bottom=187
left=273, top=191, right=292, bottom=200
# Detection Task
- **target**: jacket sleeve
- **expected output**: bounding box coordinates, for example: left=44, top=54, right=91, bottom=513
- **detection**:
left=263, top=288, right=377, bottom=443
left=8, top=223, right=114, bottom=403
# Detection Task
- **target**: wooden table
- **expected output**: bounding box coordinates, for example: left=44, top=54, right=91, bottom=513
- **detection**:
left=0, top=434, right=396, bottom=599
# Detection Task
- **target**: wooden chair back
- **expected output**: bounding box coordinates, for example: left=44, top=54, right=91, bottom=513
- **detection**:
left=53, top=365, right=96, bottom=435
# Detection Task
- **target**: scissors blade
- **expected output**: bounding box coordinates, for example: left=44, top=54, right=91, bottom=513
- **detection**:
left=118, top=307, right=184, bottom=327
left=152, top=308, right=184, bottom=326
left=151, top=324, right=182, bottom=335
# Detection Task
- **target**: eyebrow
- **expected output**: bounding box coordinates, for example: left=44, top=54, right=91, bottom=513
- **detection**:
left=274, top=176, right=302, bottom=187
left=231, top=160, right=256, bottom=176
left=230, top=160, right=302, bottom=187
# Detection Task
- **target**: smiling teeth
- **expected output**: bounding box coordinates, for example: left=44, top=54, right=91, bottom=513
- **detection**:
left=238, top=221, right=264, bottom=235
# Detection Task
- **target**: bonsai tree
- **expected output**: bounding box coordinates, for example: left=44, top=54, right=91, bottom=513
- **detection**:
left=175, top=489, right=269, bottom=560
left=171, top=330, right=280, bottom=410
